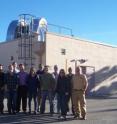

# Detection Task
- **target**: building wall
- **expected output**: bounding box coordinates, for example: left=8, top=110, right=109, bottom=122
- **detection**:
left=0, top=37, right=45, bottom=72
left=0, top=32, right=117, bottom=95
left=0, top=40, right=19, bottom=71
left=46, top=32, right=117, bottom=95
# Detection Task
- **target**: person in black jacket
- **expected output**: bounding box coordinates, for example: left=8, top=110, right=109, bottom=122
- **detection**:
left=27, top=67, right=40, bottom=114
left=0, top=64, right=5, bottom=114
left=56, top=69, right=70, bottom=120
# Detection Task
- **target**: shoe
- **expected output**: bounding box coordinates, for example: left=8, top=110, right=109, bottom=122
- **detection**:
left=13, top=111, right=16, bottom=115
left=1, top=111, right=4, bottom=114
left=74, top=114, right=80, bottom=119
left=63, top=115, right=66, bottom=120
left=58, top=115, right=65, bottom=119
left=40, top=111, right=44, bottom=114
left=74, top=115, right=77, bottom=118
left=37, top=108, right=39, bottom=112
left=8, top=111, right=12, bottom=115
left=28, top=111, right=31, bottom=114
left=34, top=111, right=37, bottom=115
left=50, top=112, right=54, bottom=116
left=80, top=116, right=86, bottom=120
left=58, top=115, right=61, bottom=118
left=23, top=111, right=27, bottom=114
left=58, top=115, right=66, bottom=120
left=16, top=110, right=19, bottom=113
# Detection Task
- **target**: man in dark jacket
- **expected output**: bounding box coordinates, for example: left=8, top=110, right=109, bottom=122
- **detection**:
left=5, top=64, right=19, bottom=114
left=0, top=64, right=5, bottom=114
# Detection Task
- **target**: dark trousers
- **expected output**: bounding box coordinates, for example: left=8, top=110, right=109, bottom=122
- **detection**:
left=28, top=92, right=37, bottom=112
left=37, top=90, right=41, bottom=111
left=7, top=90, right=17, bottom=113
left=56, top=93, right=61, bottom=113
left=17, top=85, right=27, bottom=112
left=0, top=90, right=4, bottom=113
left=40, top=90, right=54, bottom=114
left=59, top=94, right=67, bottom=116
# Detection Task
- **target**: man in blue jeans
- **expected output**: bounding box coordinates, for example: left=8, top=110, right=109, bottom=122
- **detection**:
left=40, top=66, right=56, bottom=115
left=52, top=65, right=60, bottom=114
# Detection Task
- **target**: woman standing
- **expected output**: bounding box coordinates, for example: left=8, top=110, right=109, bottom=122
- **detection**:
left=56, top=69, right=70, bottom=120
left=27, top=67, right=40, bottom=114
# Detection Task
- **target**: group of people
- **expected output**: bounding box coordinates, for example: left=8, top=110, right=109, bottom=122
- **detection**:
left=0, top=62, right=88, bottom=120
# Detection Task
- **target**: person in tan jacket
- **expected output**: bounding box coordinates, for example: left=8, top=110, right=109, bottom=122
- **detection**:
left=71, top=66, right=88, bottom=120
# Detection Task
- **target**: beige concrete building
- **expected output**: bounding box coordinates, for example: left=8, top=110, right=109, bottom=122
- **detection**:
left=0, top=14, right=117, bottom=95
left=0, top=31, right=117, bottom=96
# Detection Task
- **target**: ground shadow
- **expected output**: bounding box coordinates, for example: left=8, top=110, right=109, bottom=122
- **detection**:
left=89, top=108, right=117, bottom=113
left=0, top=113, right=74, bottom=124
left=87, top=65, right=117, bottom=96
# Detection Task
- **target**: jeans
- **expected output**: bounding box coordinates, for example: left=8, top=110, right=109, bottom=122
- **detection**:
left=40, top=90, right=54, bottom=114
left=52, top=93, right=60, bottom=113
left=7, top=90, right=17, bottom=113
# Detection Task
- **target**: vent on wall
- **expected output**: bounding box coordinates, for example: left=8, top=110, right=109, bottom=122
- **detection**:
left=61, top=48, right=66, bottom=55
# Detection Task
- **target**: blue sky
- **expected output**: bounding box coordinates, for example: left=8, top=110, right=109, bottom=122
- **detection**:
left=0, top=0, right=117, bottom=46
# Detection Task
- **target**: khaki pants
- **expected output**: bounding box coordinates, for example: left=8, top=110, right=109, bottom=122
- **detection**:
left=72, top=90, right=86, bottom=118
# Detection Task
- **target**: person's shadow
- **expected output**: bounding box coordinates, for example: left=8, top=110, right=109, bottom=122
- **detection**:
left=0, top=112, right=74, bottom=124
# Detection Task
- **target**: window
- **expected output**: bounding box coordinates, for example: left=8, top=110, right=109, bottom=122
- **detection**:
left=61, top=48, right=66, bottom=55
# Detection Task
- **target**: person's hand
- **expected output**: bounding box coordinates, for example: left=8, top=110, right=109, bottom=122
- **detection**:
left=65, top=92, right=69, bottom=95
left=82, top=89, right=86, bottom=94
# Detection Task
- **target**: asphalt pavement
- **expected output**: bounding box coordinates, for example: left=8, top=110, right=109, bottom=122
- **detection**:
left=0, top=96, right=117, bottom=124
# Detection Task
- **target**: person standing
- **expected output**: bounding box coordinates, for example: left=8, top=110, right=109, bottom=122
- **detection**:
left=40, top=66, right=55, bottom=115
left=71, top=66, right=88, bottom=120
left=0, top=64, right=5, bottom=114
left=52, top=65, right=60, bottom=114
left=17, top=64, right=28, bottom=113
left=36, top=64, right=44, bottom=112
left=66, top=67, right=74, bottom=114
left=5, top=64, right=19, bottom=114
left=56, top=69, right=70, bottom=120
left=27, top=67, right=40, bottom=114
